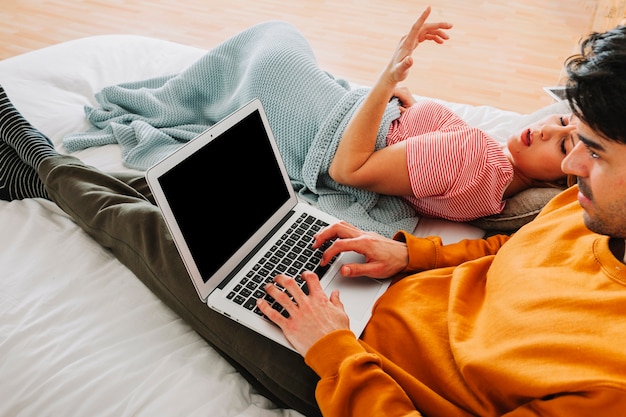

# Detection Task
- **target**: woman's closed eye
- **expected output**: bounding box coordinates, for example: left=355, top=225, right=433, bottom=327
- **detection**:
left=559, top=115, right=576, bottom=155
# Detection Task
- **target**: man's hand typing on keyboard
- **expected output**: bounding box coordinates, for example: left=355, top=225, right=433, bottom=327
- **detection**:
left=312, top=221, right=409, bottom=279
left=257, top=271, right=349, bottom=356
left=256, top=221, right=409, bottom=356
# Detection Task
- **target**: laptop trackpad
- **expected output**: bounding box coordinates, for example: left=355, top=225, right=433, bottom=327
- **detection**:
left=324, top=274, right=386, bottom=322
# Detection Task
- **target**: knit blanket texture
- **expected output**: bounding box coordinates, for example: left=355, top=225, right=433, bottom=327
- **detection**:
left=63, top=21, right=419, bottom=236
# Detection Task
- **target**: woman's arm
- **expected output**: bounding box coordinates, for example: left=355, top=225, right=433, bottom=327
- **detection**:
left=328, top=7, right=452, bottom=195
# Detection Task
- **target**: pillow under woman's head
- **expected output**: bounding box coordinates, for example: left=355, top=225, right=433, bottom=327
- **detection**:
left=469, top=186, right=564, bottom=233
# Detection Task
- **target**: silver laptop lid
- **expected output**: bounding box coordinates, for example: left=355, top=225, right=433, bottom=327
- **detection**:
left=145, top=99, right=299, bottom=300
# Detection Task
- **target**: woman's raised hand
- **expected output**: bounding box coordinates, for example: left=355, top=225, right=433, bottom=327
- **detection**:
left=388, top=6, right=453, bottom=83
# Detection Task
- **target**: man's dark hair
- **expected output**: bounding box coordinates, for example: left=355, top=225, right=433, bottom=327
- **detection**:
left=565, top=25, right=626, bottom=144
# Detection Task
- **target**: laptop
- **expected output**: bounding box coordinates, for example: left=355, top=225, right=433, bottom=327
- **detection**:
left=145, top=98, right=390, bottom=351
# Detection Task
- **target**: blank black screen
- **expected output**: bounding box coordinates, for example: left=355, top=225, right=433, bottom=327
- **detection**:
left=158, top=110, right=290, bottom=283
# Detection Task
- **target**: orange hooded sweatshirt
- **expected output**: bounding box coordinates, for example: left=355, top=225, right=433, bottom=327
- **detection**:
left=305, top=186, right=626, bottom=417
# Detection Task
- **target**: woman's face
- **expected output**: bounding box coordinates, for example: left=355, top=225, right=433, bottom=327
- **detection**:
left=506, top=113, right=577, bottom=183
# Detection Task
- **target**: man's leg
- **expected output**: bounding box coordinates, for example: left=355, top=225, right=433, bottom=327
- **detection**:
left=39, top=155, right=321, bottom=416
left=0, top=86, right=50, bottom=200
left=0, top=141, right=48, bottom=200
left=1, top=83, right=320, bottom=414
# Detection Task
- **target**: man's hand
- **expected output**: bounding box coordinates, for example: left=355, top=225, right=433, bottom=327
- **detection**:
left=257, top=271, right=350, bottom=356
left=314, top=221, right=409, bottom=279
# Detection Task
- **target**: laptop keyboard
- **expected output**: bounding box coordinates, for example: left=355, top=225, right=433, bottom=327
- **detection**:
left=226, top=212, right=336, bottom=318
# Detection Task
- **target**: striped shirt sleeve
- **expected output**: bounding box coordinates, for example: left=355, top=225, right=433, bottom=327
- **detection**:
left=386, top=100, right=514, bottom=222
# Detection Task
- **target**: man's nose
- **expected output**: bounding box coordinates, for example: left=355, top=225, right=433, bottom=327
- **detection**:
left=561, top=140, right=587, bottom=176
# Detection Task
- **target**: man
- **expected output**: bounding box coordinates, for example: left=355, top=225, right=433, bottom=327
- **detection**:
left=257, top=20, right=626, bottom=416
left=1, top=9, right=626, bottom=417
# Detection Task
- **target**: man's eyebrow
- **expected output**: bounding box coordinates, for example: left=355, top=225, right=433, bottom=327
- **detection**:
left=577, top=133, right=607, bottom=153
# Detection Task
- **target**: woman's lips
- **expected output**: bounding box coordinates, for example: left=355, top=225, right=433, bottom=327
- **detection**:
left=521, top=129, right=532, bottom=147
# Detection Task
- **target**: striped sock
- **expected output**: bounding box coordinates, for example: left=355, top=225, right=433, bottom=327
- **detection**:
left=0, top=140, right=49, bottom=200
left=0, top=85, right=58, bottom=170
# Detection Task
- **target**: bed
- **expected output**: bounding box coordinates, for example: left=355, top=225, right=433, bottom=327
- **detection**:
left=0, top=34, right=570, bottom=416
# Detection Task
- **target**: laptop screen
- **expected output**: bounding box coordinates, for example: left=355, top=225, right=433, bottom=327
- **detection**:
left=157, top=110, right=290, bottom=283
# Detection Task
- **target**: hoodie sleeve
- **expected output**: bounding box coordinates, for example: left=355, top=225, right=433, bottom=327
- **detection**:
left=393, top=231, right=511, bottom=272
left=305, top=329, right=424, bottom=417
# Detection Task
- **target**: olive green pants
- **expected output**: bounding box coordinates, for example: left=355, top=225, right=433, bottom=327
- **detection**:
left=39, top=155, right=321, bottom=417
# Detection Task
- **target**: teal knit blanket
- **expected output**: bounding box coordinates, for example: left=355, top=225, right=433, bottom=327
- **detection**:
left=64, top=21, right=419, bottom=236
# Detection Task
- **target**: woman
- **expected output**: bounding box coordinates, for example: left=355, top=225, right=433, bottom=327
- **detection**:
left=1, top=7, right=573, bottom=228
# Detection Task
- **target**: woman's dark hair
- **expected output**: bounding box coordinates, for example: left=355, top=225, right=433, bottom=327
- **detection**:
left=565, top=25, right=626, bottom=144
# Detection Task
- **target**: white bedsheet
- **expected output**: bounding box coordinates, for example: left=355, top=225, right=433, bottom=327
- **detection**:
left=0, top=34, right=567, bottom=416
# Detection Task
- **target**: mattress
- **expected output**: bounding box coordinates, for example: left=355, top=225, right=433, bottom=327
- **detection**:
left=0, top=34, right=565, bottom=416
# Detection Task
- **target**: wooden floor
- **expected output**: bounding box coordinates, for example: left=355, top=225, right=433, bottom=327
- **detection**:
left=0, top=0, right=598, bottom=113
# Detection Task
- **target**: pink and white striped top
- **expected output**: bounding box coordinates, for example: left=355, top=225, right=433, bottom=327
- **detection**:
left=386, top=100, right=513, bottom=222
